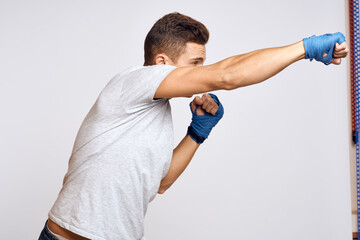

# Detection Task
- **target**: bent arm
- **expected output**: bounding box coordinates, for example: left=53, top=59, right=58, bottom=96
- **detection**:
left=157, top=93, right=221, bottom=194
left=158, top=135, right=199, bottom=194
left=155, top=41, right=305, bottom=98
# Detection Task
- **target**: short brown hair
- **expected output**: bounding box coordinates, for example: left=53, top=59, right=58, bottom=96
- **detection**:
left=143, top=12, right=209, bottom=66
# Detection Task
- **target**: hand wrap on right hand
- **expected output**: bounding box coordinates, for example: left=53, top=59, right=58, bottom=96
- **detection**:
left=303, top=32, right=345, bottom=65
left=187, top=93, right=224, bottom=144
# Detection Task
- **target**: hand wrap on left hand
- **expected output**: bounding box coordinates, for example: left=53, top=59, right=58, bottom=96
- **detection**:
left=303, top=32, right=345, bottom=65
left=187, top=93, right=224, bottom=144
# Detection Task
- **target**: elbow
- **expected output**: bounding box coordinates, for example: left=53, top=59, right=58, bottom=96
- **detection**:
left=213, top=56, right=249, bottom=91
left=158, top=188, right=166, bottom=194
left=219, top=71, right=234, bottom=90
left=216, top=64, right=240, bottom=91
left=157, top=184, right=168, bottom=194
left=217, top=71, right=235, bottom=90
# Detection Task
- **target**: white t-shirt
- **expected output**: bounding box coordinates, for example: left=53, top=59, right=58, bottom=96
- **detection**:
left=49, top=64, right=177, bottom=240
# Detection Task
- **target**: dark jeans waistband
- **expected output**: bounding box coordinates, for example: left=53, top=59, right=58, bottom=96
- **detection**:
left=38, top=219, right=59, bottom=240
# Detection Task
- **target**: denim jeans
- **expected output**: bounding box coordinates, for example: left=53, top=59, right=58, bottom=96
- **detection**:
left=38, top=219, right=59, bottom=240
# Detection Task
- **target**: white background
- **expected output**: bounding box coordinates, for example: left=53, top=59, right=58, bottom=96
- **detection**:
left=0, top=0, right=352, bottom=239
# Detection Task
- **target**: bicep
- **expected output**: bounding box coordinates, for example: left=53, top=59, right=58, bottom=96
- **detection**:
left=154, top=64, right=225, bottom=98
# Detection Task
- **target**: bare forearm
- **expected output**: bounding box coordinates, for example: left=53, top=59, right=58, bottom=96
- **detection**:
left=218, top=41, right=305, bottom=89
left=158, top=135, right=199, bottom=194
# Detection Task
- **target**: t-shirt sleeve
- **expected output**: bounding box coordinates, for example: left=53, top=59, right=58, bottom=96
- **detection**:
left=121, top=65, right=177, bottom=106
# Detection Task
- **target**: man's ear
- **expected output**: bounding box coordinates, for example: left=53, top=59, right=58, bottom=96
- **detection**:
left=154, top=53, right=171, bottom=65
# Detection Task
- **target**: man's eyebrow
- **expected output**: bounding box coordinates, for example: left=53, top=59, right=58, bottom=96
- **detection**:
left=190, top=57, right=205, bottom=62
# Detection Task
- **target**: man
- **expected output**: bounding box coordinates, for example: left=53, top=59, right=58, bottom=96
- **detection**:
left=39, top=12, right=348, bottom=240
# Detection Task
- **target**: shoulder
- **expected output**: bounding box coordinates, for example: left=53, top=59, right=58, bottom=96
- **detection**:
left=123, top=65, right=177, bottom=77
left=118, top=65, right=178, bottom=90
left=110, top=65, right=177, bottom=104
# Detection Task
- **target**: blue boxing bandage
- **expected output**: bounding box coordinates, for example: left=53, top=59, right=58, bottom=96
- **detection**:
left=303, top=32, right=345, bottom=65
left=187, top=93, right=224, bottom=144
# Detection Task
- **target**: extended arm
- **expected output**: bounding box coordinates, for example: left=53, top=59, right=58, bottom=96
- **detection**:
left=155, top=37, right=348, bottom=98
